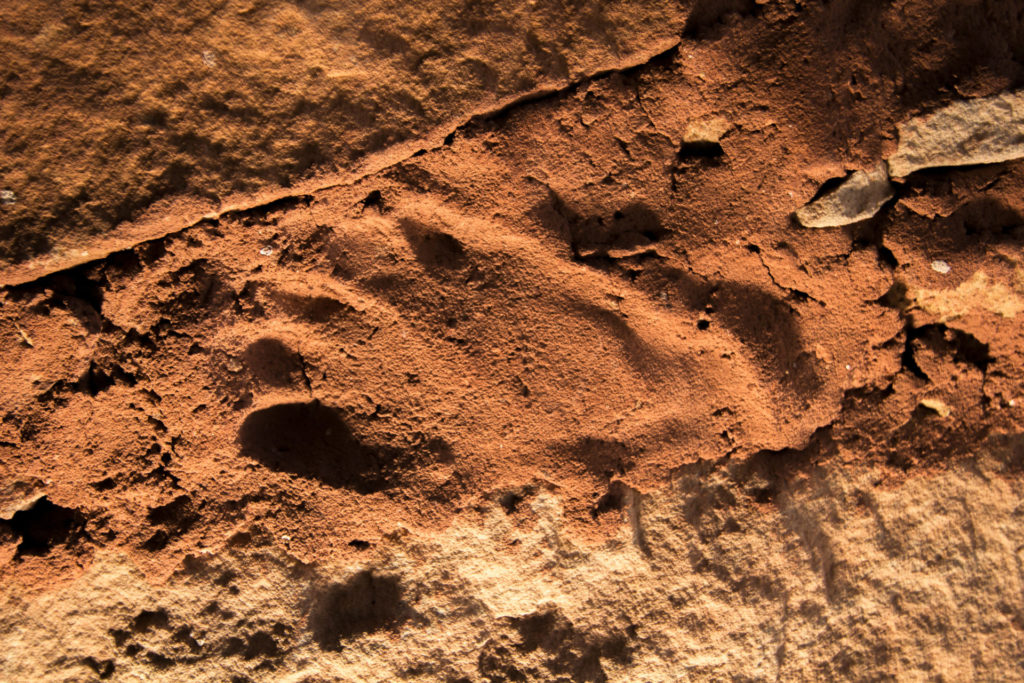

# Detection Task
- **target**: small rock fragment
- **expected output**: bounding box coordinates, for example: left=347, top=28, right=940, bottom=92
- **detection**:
left=14, top=324, right=34, bottom=348
left=919, top=398, right=951, bottom=417
left=679, top=116, right=730, bottom=157
left=0, top=189, right=15, bottom=205
left=795, top=163, right=893, bottom=228
left=683, top=116, right=731, bottom=145
left=887, top=90, right=1024, bottom=177
left=931, top=260, right=950, bottom=274
left=912, top=270, right=1023, bottom=322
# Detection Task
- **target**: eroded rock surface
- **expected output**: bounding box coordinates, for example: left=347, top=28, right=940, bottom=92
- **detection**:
left=3, top=0, right=1024, bottom=680
left=0, top=0, right=687, bottom=269
left=888, top=90, right=1024, bottom=177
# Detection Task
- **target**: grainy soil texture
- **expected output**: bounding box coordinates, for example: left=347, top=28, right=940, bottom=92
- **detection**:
left=2, top=1, right=1024, bottom=680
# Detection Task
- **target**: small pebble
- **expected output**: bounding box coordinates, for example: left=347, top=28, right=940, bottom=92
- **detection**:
left=919, top=397, right=951, bottom=417
left=201, top=50, right=217, bottom=67
left=259, top=246, right=273, bottom=256
left=931, top=260, right=950, bottom=274
left=0, top=189, right=16, bottom=205
left=794, top=163, right=893, bottom=228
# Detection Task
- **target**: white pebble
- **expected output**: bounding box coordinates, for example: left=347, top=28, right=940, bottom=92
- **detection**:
left=0, top=189, right=15, bottom=205
left=931, top=260, right=950, bottom=274
left=259, top=247, right=273, bottom=256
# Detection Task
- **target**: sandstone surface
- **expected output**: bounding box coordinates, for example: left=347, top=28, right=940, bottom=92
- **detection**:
left=888, top=90, right=1024, bottom=177
left=2, top=1, right=1024, bottom=680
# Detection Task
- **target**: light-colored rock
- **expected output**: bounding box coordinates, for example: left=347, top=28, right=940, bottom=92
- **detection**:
left=795, top=163, right=893, bottom=228
left=683, top=116, right=732, bottom=145
left=887, top=90, right=1024, bottom=177
left=919, top=397, right=952, bottom=417
left=4, top=441, right=1024, bottom=681
left=912, top=270, right=1024, bottom=322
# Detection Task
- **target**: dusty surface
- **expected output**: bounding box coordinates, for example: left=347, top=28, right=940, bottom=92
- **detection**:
left=0, top=0, right=684, bottom=274
left=2, top=0, right=1024, bottom=680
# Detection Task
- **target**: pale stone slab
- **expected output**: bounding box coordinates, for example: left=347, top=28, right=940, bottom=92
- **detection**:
left=888, top=90, right=1024, bottom=177
left=795, top=163, right=894, bottom=228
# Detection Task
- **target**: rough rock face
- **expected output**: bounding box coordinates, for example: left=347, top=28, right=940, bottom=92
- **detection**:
left=795, top=164, right=893, bottom=228
left=888, top=90, right=1024, bottom=178
left=0, top=0, right=685, bottom=277
left=2, top=1, right=1024, bottom=681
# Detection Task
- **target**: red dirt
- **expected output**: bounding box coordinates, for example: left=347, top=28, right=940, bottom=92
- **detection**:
left=1, top=1, right=1024, bottom=679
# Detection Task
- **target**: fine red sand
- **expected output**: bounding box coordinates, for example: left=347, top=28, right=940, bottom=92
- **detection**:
left=2, top=1, right=1024, bottom=679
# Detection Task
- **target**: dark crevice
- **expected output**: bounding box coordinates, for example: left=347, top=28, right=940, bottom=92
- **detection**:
left=358, top=189, right=386, bottom=213
left=310, top=572, right=410, bottom=650
left=678, top=140, right=724, bottom=159
left=237, top=401, right=419, bottom=492
left=876, top=280, right=910, bottom=309
left=219, top=194, right=313, bottom=224
left=903, top=322, right=994, bottom=381
left=900, top=326, right=930, bottom=381
left=76, top=362, right=138, bottom=396
left=683, top=0, right=762, bottom=38
left=3, top=497, right=87, bottom=556
left=875, top=244, right=899, bottom=269
left=591, top=484, right=626, bottom=519
left=466, top=39, right=681, bottom=132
